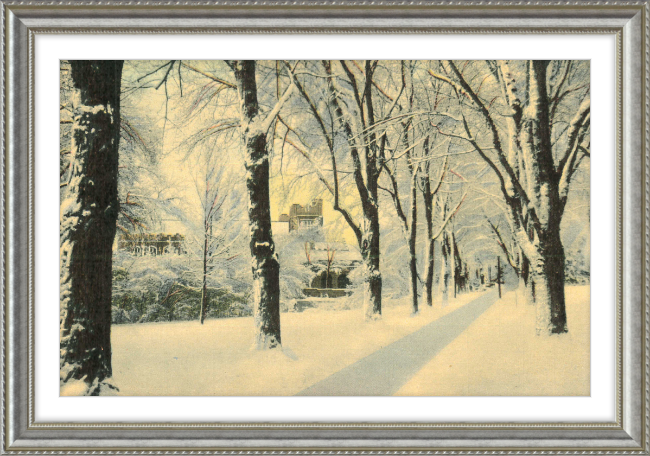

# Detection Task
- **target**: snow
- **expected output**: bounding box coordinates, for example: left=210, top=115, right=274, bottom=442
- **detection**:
left=109, top=286, right=589, bottom=396
left=396, top=285, right=590, bottom=396
left=110, top=293, right=483, bottom=396
left=60, top=378, right=90, bottom=397
left=61, top=377, right=120, bottom=396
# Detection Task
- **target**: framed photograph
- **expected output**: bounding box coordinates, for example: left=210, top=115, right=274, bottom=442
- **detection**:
left=3, top=0, right=646, bottom=453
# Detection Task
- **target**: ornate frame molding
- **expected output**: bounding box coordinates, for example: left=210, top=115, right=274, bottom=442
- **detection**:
left=2, top=1, right=645, bottom=452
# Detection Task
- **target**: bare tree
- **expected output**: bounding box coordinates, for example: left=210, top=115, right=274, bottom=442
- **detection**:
left=485, top=215, right=535, bottom=304
left=285, top=60, right=407, bottom=319
left=231, top=60, right=295, bottom=348
left=437, top=200, right=454, bottom=304
left=419, top=152, right=448, bottom=307
left=325, top=245, right=336, bottom=289
left=381, top=154, right=420, bottom=313
left=188, top=146, right=230, bottom=324
left=376, top=62, right=466, bottom=311
left=429, top=60, right=590, bottom=334
left=451, top=229, right=463, bottom=297
left=379, top=62, right=422, bottom=314
left=323, top=60, right=385, bottom=319
left=60, top=61, right=124, bottom=395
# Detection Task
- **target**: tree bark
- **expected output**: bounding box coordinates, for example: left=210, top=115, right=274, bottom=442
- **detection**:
left=497, top=256, right=502, bottom=298
left=439, top=230, right=451, bottom=305
left=520, top=253, right=536, bottom=305
left=451, top=231, right=462, bottom=298
left=422, top=175, right=435, bottom=307
left=519, top=61, right=568, bottom=334
left=408, top=173, right=419, bottom=314
left=233, top=60, right=282, bottom=349
left=200, top=231, right=209, bottom=324
left=531, top=226, right=567, bottom=334
left=362, top=213, right=382, bottom=320
left=323, top=60, right=382, bottom=320
left=431, top=60, right=588, bottom=335
left=60, top=61, right=123, bottom=395
left=426, top=241, right=435, bottom=305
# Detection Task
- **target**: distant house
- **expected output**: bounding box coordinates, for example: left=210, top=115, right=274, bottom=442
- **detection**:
left=288, top=199, right=324, bottom=232
left=117, top=232, right=186, bottom=256
left=304, top=241, right=360, bottom=296
left=115, top=219, right=188, bottom=256
left=273, top=199, right=360, bottom=298
left=273, top=199, right=324, bottom=234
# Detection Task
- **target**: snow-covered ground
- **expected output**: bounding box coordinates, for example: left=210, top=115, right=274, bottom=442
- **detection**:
left=110, top=286, right=589, bottom=396
left=396, top=285, right=590, bottom=396
left=111, top=292, right=483, bottom=396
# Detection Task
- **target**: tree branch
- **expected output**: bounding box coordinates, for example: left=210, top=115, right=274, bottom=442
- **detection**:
left=381, top=163, right=409, bottom=234
left=557, top=95, right=591, bottom=175
left=550, top=61, right=572, bottom=122
left=259, top=64, right=296, bottom=132
left=432, top=192, right=468, bottom=241
left=291, top=66, right=333, bottom=152
left=486, top=217, right=518, bottom=272
left=182, top=62, right=236, bottom=88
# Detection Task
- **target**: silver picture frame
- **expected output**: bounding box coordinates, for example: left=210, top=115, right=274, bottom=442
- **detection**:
left=3, top=1, right=646, bottom=453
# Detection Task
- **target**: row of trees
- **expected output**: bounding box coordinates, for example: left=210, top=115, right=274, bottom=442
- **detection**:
left=273, top=60, right=588, bottom=333
left=59, top=59, right=589, bottom=394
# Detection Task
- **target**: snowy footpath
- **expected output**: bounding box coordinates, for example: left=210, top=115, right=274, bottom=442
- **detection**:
left=297, top=291, right=498, bottom=396
left=110, top=286, right=589, bottom=396
left=396, top=285, right=590, bottom=396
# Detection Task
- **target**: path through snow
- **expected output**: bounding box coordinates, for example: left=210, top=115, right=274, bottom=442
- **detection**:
left=110, top=292, right=484, bottom=396
left=296, top=290, right=499, bottom=396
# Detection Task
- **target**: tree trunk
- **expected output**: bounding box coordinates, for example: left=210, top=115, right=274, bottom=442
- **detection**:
left=532, top=227, right=568, bottom=334
left=439, top=231, right=451, bottom=305
left=422, top=177, right=435, bottom=307
left=233, top=60, right=281, bottom=349
left=519, top=61, right=568, bottom=334
left=424, top=240, right=435, bottom=307
left=322, top=60, right=382, bottom=321
left=362, top=213, right=382, bottom=320
left=200, top=231, right=208, bottom=324
left=451, top=231, right=462, bottom=298
left=497, top=256, right=502, bottom=298
left=409, top=171, right=418, bottom=314
left=519, top=253, right=536, bottom=305
left=60, top=61, right=123, bottom=395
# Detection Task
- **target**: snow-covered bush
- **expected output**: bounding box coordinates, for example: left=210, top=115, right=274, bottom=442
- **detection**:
left=564, top=225, right=590, bottom=284
left=112, top=251, right=251, bottom=324
left=111, top=307, right=130, bottom=325
left=128, top=309, right=140, bottom=323
left=275, top=227, right=364, bottom=311
left=275, top=228, right=321, bottom=301
left=138, top=304, right=169, bottom=323
left=565, top=249, right=590, bottom=284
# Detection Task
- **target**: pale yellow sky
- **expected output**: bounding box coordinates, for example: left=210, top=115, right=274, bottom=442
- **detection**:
left=121, top=60, right=358, bottom=245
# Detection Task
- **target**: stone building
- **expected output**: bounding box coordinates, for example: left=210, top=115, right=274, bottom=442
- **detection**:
left=117, top=232, right=186, bottom=256
left=273, top=199, right=360, bottom=299
left=302, top=242, right=360, bottom=298
left=288, top=199, right=324, bottom=232
left=273, top=199, right=324, bottom=234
